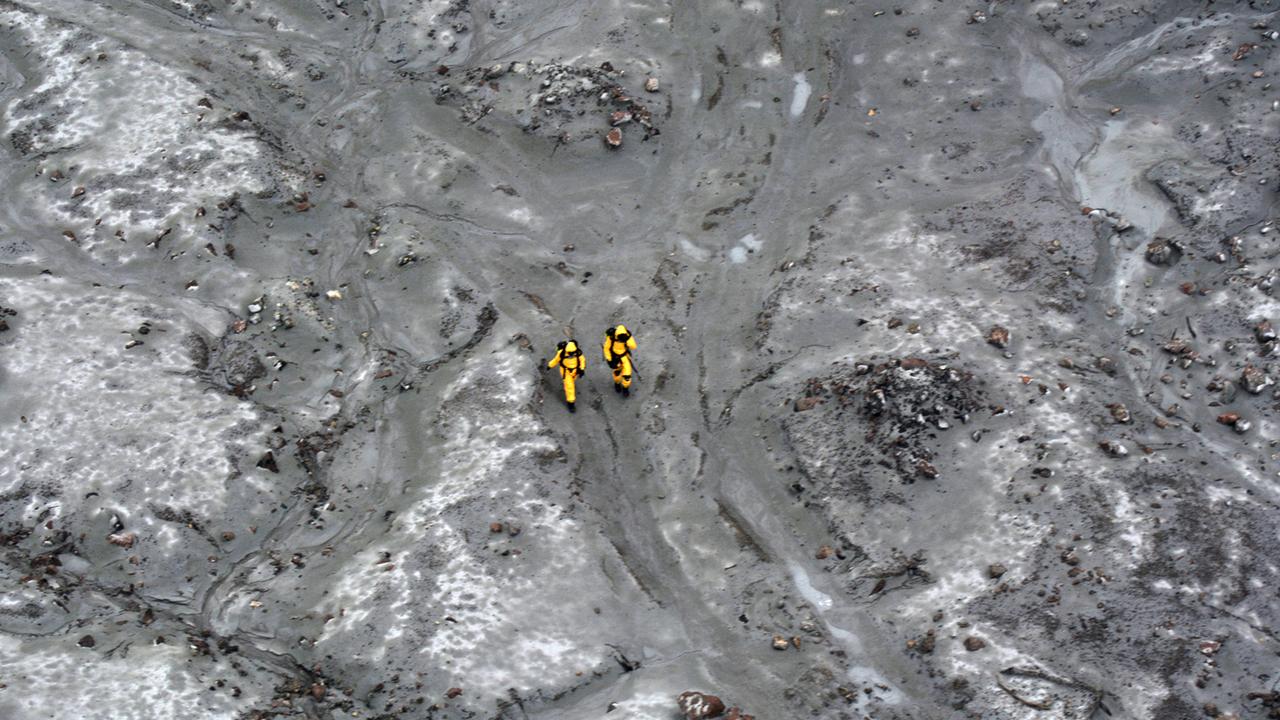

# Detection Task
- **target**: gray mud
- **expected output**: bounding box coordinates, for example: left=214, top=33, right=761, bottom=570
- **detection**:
left=1, top=1, right=1278, bottom=718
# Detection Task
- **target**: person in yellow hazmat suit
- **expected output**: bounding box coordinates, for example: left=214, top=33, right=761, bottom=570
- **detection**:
left=602, top=324, right=637, bottom=397
left=547, top=339, right=585, bottom=412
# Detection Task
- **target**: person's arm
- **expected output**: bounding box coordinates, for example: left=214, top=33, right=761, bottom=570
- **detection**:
left=626, top=336, right=637, bottom=351
left=548, top=352, right=561, bottom=369
left=602, top=340, right=613, bottom=362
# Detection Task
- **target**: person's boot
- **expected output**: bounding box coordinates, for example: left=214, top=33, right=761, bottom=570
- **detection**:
left=622, top=387, right=630, bottom=397
left=567, top=401, right=576, bottom=413
left=614, top=382, right=622, bottom=394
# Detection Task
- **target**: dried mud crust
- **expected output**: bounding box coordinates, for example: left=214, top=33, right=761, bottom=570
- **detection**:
left=784, top=356, right=989, bottom=485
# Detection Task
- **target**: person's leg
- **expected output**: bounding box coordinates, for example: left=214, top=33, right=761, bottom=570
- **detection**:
left=611, top=362, right=623, bottom=391
left=563, top=374, right=576, bottom=404
left=620, top=356, right=632, bottom=396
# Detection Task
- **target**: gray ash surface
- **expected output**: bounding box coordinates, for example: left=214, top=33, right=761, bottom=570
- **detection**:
left=1, top=1, right=1279, bottom=719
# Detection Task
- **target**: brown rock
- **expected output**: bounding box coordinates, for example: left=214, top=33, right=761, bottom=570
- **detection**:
left=917, top=630, right=936, bottom=654
left=915, top=460, right=939, bottom=479
left=221, top=531, right=236, bottom=542
left=899, top=357, right=928, bottom=369
left=1256, top=320, right=1276, bottom=343
left=771, top=634, right=789, bottom=650
left=1108, top=403, right=1131, bottom=423
left=815, top=545, right=834, bottom=560
left=793, top=396, right=821, bottom=412
left=644, top=77, right=660, bottom=92
left=1061, top=549, right=1080, bottom=565
left=963, top=636, right=986, bottom=652
left=677, top=691, right=726, bottom=719
left=605, top=128, right=623, bottom=148
left=1216, top=412, right=1241, bottom=426
left=489, top=522, right=504, bottom=533
left=310, top=683, right=326, bottom=700
left=987, top=563, right=1007, bottom=579
left=986, top=325, right=1010, bottom=348
left=1241, top=365, right=1272, bottom=394
left=724, top=708, right=754, bottom=720
left=445, top=687, right=463, bottom=699
left=609, top=110, right=632, bottom=126
left=107, top=532, right=136, bottom=549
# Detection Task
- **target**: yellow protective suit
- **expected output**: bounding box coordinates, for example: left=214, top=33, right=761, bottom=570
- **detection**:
left=548, top=340, right=585, bottom=407
left=602, top=325, right=637, bottom=393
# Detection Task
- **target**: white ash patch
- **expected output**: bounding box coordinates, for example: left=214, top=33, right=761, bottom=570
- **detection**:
left=0, top=276, right=267, bottom=517
left=0, top=634, right=267, bottom=720
left=315, top=348, right=622, bottom=703
left=0, top=5, right=273, bottom=259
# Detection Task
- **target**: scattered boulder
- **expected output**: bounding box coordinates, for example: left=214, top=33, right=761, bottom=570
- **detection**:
left=988, top=563, right=1007, bottom=579
left=1217, top=412, right=1251, bottom=433
left=1256, top=320, right=1275, bottom=344
left=1098, top=439, right=1129, bottom=458
left=1108, top=403, right=1131, bottom=423
left=445, top=687, right=463, bottom=699
left=1145, top=237, right=1181, bottom=265
left=605, top=127, right=622, bottom=148
left=77, top=635, right=96, bottom=648
left=677, top=691, right=726, bottom=719
left=986, top=325, right=1010, bottom=349
left=771, top=634, right=789, bottom=650
left=107, top=532, right=136, bottom=549
left=964, top=636, right=987, bottom=652
left=1241, top=365, right=1272, bottom=394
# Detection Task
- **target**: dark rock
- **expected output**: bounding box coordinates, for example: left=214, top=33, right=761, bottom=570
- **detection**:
left=677, top=691, right=726, bottom=719
left=1256, top=320, right=1276, bottom=343
left=77, top=635, right=96, bottom=648
left=445, top=687, right=463, bottom=699
left=1108, top=403, right=1131, bottom=423
left=963, top=636, right=986, bottom=651
left=988, top=563, right=1007, bottom=579
left=257, top=451, right=279, bottom=473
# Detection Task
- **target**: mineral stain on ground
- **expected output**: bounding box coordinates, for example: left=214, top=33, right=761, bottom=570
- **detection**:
left=0, top=1, right=1278, bottom=719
